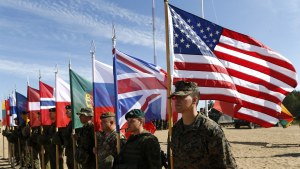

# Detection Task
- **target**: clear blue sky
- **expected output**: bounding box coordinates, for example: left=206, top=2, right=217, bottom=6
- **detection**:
left=0, top=0, right=299, bottom=113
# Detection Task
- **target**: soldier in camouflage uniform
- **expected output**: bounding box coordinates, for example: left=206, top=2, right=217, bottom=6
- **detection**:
left=169, top=80, right=237, bottom=169
left=38, top=108, right=64, bottom=169
left=75, top=107, right=96, bottom=169
left=113, top=109, right=161, bottom=169
left=28, top=125, right=42, bottom=169
left=93, top=112, right=126, bottom=169
left=61, top=105, right=75, bottom=169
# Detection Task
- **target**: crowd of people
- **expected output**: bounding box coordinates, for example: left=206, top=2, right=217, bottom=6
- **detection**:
left=2, top=80, right=237, bottom=169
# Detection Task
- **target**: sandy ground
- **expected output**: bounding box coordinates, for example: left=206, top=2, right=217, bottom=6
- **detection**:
left=1, top=125, right=300, bottom=169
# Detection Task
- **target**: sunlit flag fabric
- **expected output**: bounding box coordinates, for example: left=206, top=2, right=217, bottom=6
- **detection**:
left=9, top=93, right=17, bottom=126
left=55, top=76, right=71, bottom=128
left=168, top=4, right=298, bottom=127
left=114, top=49, right=167, bottom=131
left=28, top=86, right=41, bottom=127
left=2, top=100, right=6, bottom=126
left=93, top=59, right=115, bottom=131
left=5, top=99, right=10, bottom=126
left=69, top=69, right=93, bottom=129
left=16, top=92, right=27, bottom=125
left=40, top=81, right=55, bottom=126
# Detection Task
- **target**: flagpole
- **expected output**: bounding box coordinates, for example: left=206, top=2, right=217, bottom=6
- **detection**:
left=69, top=59, right=78, bottom=169
left=54, top=65, right=60, bottom=169
left=90, top=40, right=99, bottom=169
left=39, top=71, right=45, bottom=169
left=163, top=1, right=174, bottom=169
left=27, top=77, right=34, bottom=169
left=152, top=0, right=157, bottom=64
left=201, top=1, right=209, bottom=117
left=112, top=25, right=121, bottom=154
left=15, top=87, right=23, bottom=167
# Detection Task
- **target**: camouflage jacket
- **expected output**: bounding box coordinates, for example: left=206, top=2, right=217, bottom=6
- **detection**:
left=96, top=130, right=125, bottom=160
left=170, top=113, right=237, bottom=169
left=114, top=131, right=161, bottom=169
left=76, top=121, right=95, bottom=163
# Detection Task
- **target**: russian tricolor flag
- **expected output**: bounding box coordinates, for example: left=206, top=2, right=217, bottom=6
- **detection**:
left=93, top=59, right=115, bottom=131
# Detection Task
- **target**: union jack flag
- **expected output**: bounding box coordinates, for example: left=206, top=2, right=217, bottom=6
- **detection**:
left=114, top=49, right=168, bottom=131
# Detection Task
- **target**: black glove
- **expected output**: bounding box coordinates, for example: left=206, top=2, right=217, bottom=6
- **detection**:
left=52, top=132, right=62, bottom=145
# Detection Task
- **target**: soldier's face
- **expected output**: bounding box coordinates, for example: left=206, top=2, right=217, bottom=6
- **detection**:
left=174, top=95, right=194, bottom=113
left=50, top=111, right=56, bottom=122
left=66, top=109, right=72, bottom=118
left=101, top=118, right=110, bottom=131
left=79, top=115, right=90, bottom=124
left=127, top=118, right=143, bottom=132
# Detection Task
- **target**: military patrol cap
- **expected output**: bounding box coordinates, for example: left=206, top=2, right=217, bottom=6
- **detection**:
left=170, top=80, right=199, bottom=98
left=76, top=107, right=94, bottom=117
left=100, top=112, right=115, bottom=119
left=125, top=109, right=145, bottom=120
left=49, top=108, right=56, bottom=112
left=65, top=105, right=72, bottom=109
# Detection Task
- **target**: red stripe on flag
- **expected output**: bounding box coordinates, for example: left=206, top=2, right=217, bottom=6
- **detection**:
left=235, top=113, right=275, bottom=128
left=226, top=68, right=288, bottom=95
left=222, top=28, right=270, bottom=49
left=118, top=77, right=166, bottom=93
left=214, top=50, right=297, bottom=87
left=217, top=42, right=296, bottom=73
left=174, top=62, right=228, bottom=74
left=117, top=53, right=151, bottom=74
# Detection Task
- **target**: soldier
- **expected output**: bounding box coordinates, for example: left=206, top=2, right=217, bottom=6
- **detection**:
left=38, top=108, right=64, bottom=169
left=28, top=123, right=42, bottom=169
left=169, top=80, right=237, bottom=169
left=93, top=112, right=126, bottom=169
left=75, top=107, right=96, bottom=169
left=113, top=109, right=161, bottom=169
left=61, top=105, right=75, bottom=169
left=19, top=111, right=31, bottom=168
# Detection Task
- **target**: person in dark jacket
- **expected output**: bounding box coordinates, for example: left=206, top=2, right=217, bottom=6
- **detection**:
left=114, top=109, right=161, bottom=169
left=75, top=107, right=96, bottom=169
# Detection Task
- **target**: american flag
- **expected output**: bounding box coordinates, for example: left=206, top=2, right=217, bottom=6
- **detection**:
left=114, top=49, right=168, bottom=131
left=168, top=4, right=298, bottom=127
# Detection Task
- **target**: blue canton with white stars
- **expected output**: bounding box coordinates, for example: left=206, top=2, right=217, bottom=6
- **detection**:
left=170, top=4, right=223, bottom=55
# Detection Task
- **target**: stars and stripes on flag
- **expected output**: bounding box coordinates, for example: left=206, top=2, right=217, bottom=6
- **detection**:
left=16, top=92, right=28, bottom=125
left=168, top=4, right=298, bottom=127
left=114, top=49, right=168, bottom=132
left=55, top=76, right=71, bottom=128
left=93, top=59, right=115, bottom=131
left=28, top=86, right=41, bottom=127
left=40, top=81, right=55, bottom=126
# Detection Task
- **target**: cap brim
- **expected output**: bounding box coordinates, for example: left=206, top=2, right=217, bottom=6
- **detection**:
left=168, top=91, right=192, bottom=98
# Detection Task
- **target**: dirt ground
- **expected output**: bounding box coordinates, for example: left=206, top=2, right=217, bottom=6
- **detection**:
left=1, top=125, right=300, bottom=169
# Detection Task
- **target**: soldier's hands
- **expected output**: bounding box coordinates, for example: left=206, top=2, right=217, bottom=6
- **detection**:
left=72, top=133, right=78, bottom=140
left=93, top=147, right=98, bottom=155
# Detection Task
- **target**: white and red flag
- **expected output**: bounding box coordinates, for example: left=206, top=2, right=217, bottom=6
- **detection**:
left=55, top=76, right=71, bottom=128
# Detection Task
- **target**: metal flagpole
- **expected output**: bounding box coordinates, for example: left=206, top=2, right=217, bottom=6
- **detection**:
left=152, top=0, right=157, bottom=64
left=55, top=65, right=60, bottom=169
left=112, top=25, right=121, bottom=155
left=200, top=0, right=209, bottom=117
left=163, top=0, right=174, bottom=169
left=69, top=58, right=78, bottom=169
left=39, top=71, right=45, bottom=169
left=90, top=40, right=99, bottom=169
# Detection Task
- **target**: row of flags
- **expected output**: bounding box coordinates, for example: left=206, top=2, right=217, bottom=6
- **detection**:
left=1, top=4, right=298, bottom=130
